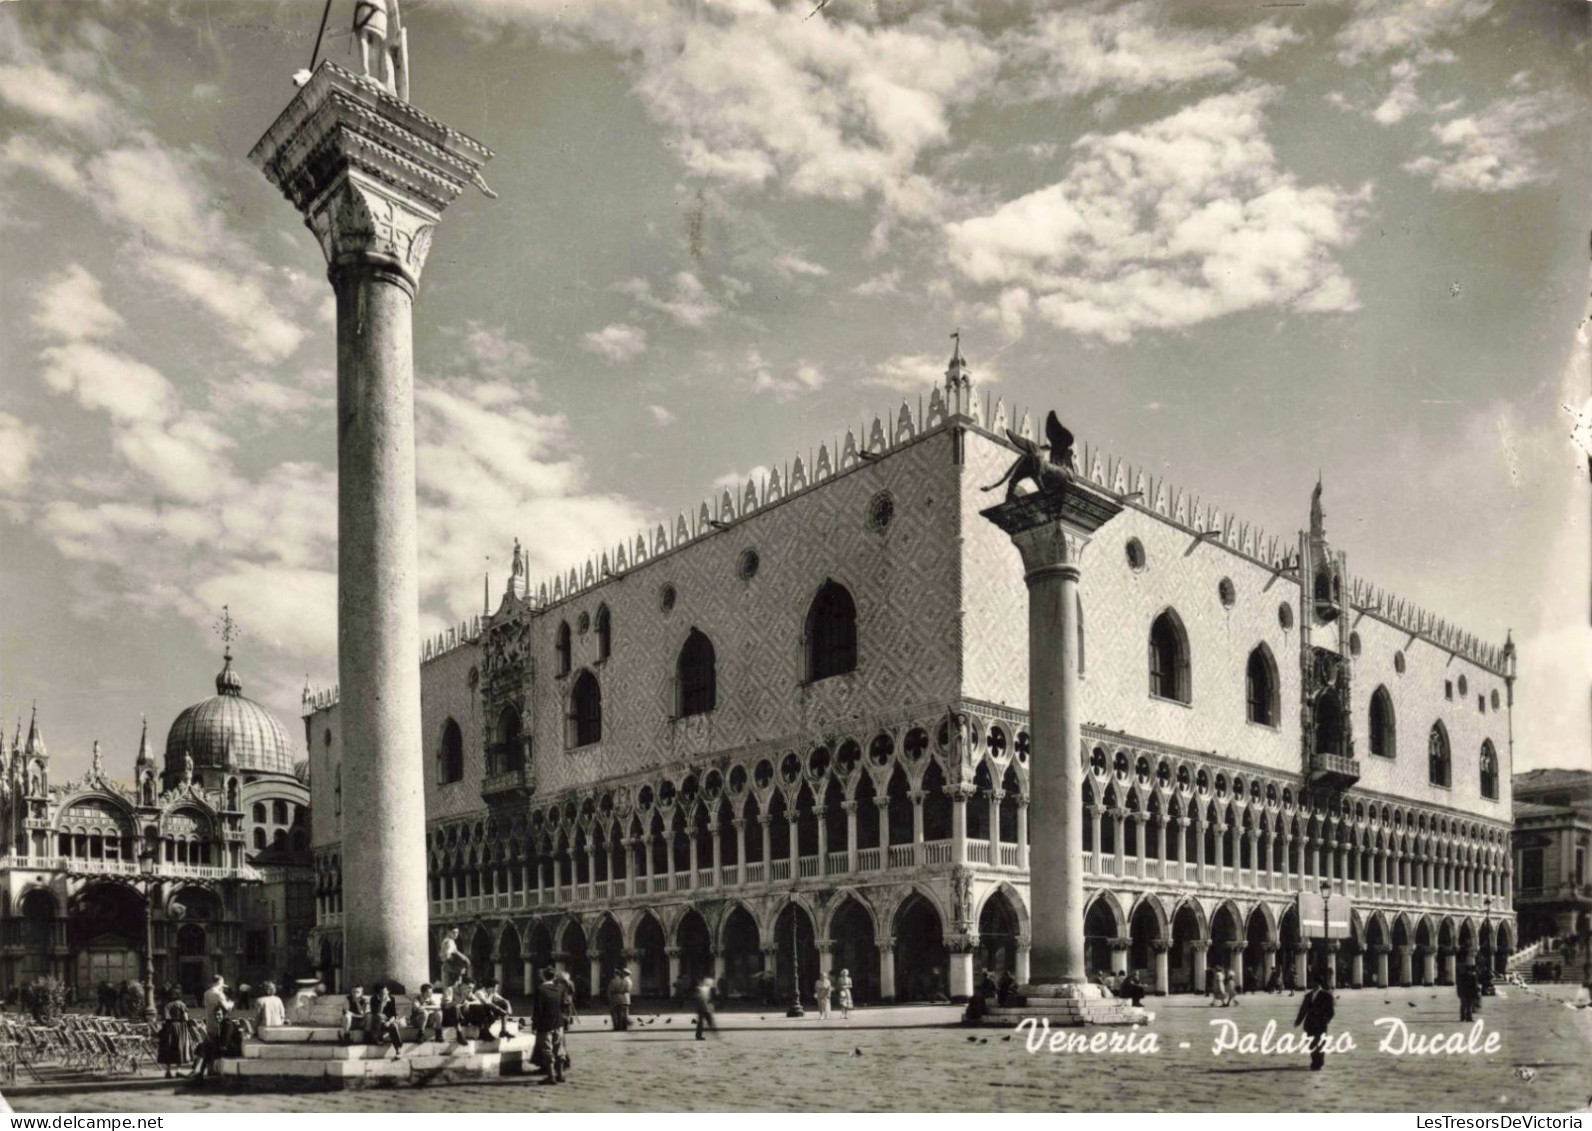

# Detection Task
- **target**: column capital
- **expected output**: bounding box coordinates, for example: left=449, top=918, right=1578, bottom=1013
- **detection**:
left=664, top=946, right=682, bottom=959
left=250, top=63, right=493, bottom=290
left=841, top=800, right=858, bottom=814
left=946, top=933, right=980, bottom=955
left=981, top=479, right=1124, bottom=580
left=1150, top=940, right=1171, bottom=953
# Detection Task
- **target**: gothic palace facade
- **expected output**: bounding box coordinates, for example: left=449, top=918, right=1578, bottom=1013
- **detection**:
left=305, top=360, right=1518, bottom=1001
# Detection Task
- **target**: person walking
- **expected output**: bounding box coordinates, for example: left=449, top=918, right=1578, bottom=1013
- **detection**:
left=1292, top=968, right=1336, bottom=1071
left=814, top=970, right=833, bottom=1020
left=439, top=926, right=471, bottom=993
left=531, top=967, right=567, bottom=1084
left=836, top=969, right=854, bottom=1019
left=156, top=999, right=202, bottom=1079
left=607, top=965, right=633, bottom=1032
left=1456, top=963, right=1479, bottom=1023
left=693, top=977, right=718, bottom=1040
left=1223, top=967, right=1240, bottom=1007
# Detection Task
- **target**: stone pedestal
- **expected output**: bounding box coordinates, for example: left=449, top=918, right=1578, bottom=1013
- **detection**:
left=983, top=478, right=1124, bottom=1024
left=251, top=63, right=492, bottom=991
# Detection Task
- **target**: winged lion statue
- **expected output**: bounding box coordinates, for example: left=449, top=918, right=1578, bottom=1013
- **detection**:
left=981, top=410, right=1079, bottom=502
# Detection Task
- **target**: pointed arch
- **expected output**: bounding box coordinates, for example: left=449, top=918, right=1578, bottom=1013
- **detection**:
left=1245, top=643, right=1279, bottom=726
left=1369, top=684, right=1396, bottom=758
left=1148, top=607, right=1191, bottom=703
left=805, top=580, right=857, bottom=682
left=1427, top=721, right=1451, bottom=787
left=676, top=629, right=717, bottom=718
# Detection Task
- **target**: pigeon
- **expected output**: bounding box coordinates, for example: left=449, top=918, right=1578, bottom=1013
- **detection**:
left=1514, top=1067, right=1537, bottom=1083
left=967, top=1035, right=979, bottom=1043
left=665, top=1018, right=672, bottom=1024
left=1408, top=1002, right=1417, bottom=1008
left=603, top=1018, right=609, bottom=1026
left=852, top=1047, right=863, bottom=1057
left=1001, top=1035, right=1012, bottom=1042
left=979, top=1038, right=989, bottom=1044
left=1384, top=1000, right=1392, bottom=1005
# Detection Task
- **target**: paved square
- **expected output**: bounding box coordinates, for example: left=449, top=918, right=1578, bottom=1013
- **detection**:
left=9, top=989, right=1589, bottom=1113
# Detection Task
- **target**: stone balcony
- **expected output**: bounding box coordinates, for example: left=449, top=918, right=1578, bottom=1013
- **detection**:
left=481, top=766, right=534, bottom=802
left=1309, top=752, right=1361, bottom=790
left=3, top=855, right=263, bottom=883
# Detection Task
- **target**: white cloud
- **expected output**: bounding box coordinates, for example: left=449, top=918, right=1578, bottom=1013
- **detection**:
left=0, top=63, right=121, bottom=139
left=1404, top=88, right=1578, bottom=193
left=447, top=321, right=541, bottom=387
left=772, top=252, right=829, bottom=279
left=1333, top=0, right=1493, bottom=66
left=852, top=270, right=901, bottom=297
left=0, top=412, right=39, bottom=493
left=582, top=322, right=649, bottom=364
left=744, top=350, right=826, bottom=402
left=869, top=349, right=998, bottom=393
left=617, top=272, right=722, bottom=329
left=712, top=465, right=771, bottom=492
left=1006, top=1, right=1300, bottom=101
left=0, top=135, right=86, bottom=193
left=142, top=253, right=304, bottom=364
left=648, top=404, right=676, bottom=426
left=38, top=340, right=177, bottom=425
left=470, top=0, right=998, bottom=222
left=32, top=264, right=122, bottom=340
left=213, top=374, right=330, bottom=420
left=945, top=86, right=1366, bottom=343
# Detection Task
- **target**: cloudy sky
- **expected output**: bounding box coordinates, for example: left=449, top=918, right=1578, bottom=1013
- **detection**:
left=0, top=0, right=1586, bottom=783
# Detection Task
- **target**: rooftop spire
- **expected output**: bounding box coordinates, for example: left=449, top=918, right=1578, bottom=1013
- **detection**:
left=135, top=715, right=153, bottom=767
left=213, top=605, right=244, bottom=695
left=944, top=328, right=972, bottom=416
left=24, top=702, right=44, bottom=759
left=91, top=739, right=103, bottom=778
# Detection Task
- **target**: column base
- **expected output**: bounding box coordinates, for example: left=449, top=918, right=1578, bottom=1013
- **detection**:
left=970, top=980, right=1150, bottom=1028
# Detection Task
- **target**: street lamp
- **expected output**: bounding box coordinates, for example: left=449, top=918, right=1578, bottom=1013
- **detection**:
left=785, top=894, right=804, bottom=1019
left=137, top=843, right=161, bottom=1024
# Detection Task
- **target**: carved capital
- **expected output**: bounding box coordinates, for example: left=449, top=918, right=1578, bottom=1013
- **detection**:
left=982, top=482, right=1123, bottom=581
left=1109, top=938, right=1132, bottom=952
left=946, top=933, right=980, bottom=955
left=1150, top=940, right=1171, bottom=953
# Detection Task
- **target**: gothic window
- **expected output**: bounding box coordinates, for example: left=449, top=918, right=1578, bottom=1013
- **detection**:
left=676, top=629, right=717, bottom=718
left=496, top=706, right=524, bottom=773
left=570, top=671, right=602, bottom=748
left=555, top=621, right=572, bottom=677
left=1428, top=722, right=1451, bottom=787
left=1148, top=609, right=1190, bottom=703
left=1369, top=686, right=1396, bottom=758
left=805, top=580, right=857, bottom=682
left=439, top=718, right=464, bottom=784
left=1245, top=645, right=1279, bottom=726
left=1315, top=690, right=1344, bottom=755
left=1479, top=740, right=1498, bottom=800
left=595, top=604, right=611, bottom=661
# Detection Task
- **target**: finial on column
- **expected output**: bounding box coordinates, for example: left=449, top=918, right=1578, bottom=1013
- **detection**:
left=91, top=740, right=103, bottom=779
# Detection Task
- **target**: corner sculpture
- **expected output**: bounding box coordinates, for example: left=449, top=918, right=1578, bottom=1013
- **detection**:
left=981, top=411, right=1080, bottom=501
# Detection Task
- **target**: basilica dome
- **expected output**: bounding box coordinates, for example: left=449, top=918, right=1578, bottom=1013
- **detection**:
left=164, top=650, right=297, bottom=781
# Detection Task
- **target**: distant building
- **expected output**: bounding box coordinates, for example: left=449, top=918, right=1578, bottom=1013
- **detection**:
left=306, top=359, right=1519, bottom=999
left=0, top=647, right=313, bottom=999
left=1512, top=768, right=1591, bottom=946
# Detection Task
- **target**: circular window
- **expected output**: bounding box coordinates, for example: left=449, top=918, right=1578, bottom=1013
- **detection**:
left=1490, top=689, right=1500, bottom=710
left=577, top=611, right=590, bottom=635
left=1349, top=632, right=1362, bottom=657
left=1218, top=577, right=1235, bottom=608
left=1394, top=650, right=1406, bottom=674
left=659, top=584, right=677, bottom=613
left=1126, top=538, right=1147, bottom=572
left=1278, top=602, right=1294, bottom=631
left=868, top=491, right=895, bottom=533
left=1457, top=674, right=1468, bottom=697
left=737, top=548, right=760, bottom=581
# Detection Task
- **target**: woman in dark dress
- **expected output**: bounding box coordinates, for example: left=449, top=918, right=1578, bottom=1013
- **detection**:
left=156, top=1000, right=201, bottom=1078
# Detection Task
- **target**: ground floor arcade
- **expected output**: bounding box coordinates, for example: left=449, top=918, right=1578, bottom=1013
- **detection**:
left=306, top=877, right=1514, bottom=1003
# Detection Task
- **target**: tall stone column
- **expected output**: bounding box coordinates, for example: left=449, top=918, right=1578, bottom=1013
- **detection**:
left=983, top=484, right=1121, bottom=991
left=252, top=64, right=491, bottom=991
left=879, top=937, right=897, bottom=1002
left=1151, top=941, right=1170, bottom=996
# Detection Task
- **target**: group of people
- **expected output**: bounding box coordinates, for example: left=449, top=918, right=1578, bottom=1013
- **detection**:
left=810, top=969, right=855, bottom=1020
left=156, top=975, right=265, bottom=1079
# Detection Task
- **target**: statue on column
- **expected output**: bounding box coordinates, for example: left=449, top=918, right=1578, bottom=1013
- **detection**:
left=981, top=411, right=1079, bottom=502
left=353, top=0, right=410, bottom=102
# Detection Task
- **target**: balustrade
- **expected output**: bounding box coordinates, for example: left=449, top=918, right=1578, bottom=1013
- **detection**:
left=826, top=850, right=848, bottom=874
left=886, top=844, right=914, bottom=869
left=769, top=859, right=791, bottom=881
left=856, top=847, right=882, bottom=871
left=798, top=854, right=821, bottom=878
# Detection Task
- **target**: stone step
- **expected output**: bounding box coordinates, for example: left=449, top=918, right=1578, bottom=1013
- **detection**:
left=243, top=1035, right=534, bottom=1060
left=215, top=1042, right=539, bottom=1088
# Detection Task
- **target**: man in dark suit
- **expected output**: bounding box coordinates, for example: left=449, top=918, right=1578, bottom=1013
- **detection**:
left=1293, top=967, right=1336, bottom=1071
left=531, top=967, right=569, bottom=1084
left=1456, top=963, right=1480, bottom=1022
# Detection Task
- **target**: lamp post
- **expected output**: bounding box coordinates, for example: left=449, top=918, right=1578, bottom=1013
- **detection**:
left=786, top=895, right=805, bottom=1019
left=138, top=845, right=161, bottom=1024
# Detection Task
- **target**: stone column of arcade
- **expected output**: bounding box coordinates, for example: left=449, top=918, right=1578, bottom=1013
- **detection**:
left=251, top=64, right=492, bottom=992
left=982, top=465, right=1141, bottom=1026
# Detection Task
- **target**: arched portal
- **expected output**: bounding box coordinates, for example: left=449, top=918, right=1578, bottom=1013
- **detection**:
left=977, top=889, right=1020, bottom=977
left=1171, top=903, right=1204, bottom=994
left=1129, top=899, right=1164, bottom=981
left=499, top=924, right=523, bottom=996
left=469, top=923, right=494, bottom=980
left=828, top=897, right=878, bottom=1003
left=1245, top=906, right=1273, bottom=990
left=1280, top=905, right=1303, bottom=991
left=563, top=919, right=589, bottom=1003
left=1083, top=897, right=1118, bottom=978
left=893, top=894, right=947, bottom=1002
left=594, top=915, right=624, bottom=990
left=677, top=910, right=714, bottom=994
left=1414, top=918, right=1435, bottom=987
left=529, top=921, right=555, bottom=978
left=633, top=914, right=668, bottom=998
left=720, top=904, right=763, bottom=1001
left=1210, top=903, right=1243, bottom=991
left=773, top=902, right=819, bottom=1005
left=69, top=883, right=144, bottom=995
